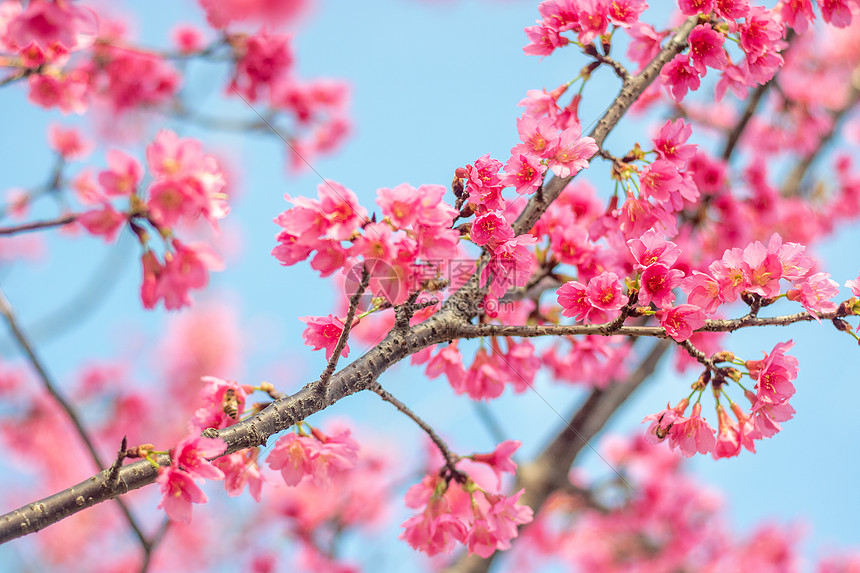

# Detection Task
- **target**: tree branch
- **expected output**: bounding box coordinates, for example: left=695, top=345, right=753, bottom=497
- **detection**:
left=368, top=381, right=461, bottom=475
left=782, top=63, right=860, bottom=197
left=0, top=15, right=700, bottom=544
left=449, top=307, right=848, bottom=340
left=0, top=214, right=76, bottom=236
left=0, top=289, right=151, bottom=552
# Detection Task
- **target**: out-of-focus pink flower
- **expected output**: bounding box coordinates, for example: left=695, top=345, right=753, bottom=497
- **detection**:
left=172, top=25, right=204, bottom=54
left=98, top=149, right=142, bottom=196
left=77, top=204, right=125, bottom=242
left=48, top=124, right=90, bottom=160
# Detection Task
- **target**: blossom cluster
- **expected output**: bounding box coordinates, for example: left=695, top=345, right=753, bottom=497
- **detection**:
left=156, top=435, right=227, bottom=523
left=401, top=440, right=534, bottom=557
left=74, top=129, right=228, bottom=310
left=513, top=433, right=860, bottom=571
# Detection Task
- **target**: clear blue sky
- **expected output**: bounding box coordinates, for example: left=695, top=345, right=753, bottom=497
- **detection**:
left=0, top=0, right=858, bottom=570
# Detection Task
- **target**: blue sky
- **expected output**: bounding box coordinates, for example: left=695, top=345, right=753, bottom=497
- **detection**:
left=0, top=0, right=858, bottom=570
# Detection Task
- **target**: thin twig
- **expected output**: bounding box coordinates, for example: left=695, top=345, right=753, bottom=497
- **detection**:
left=138, top=518, right=170, bottom=573
left=0, top=214, right=76, bottom=236
left=319, top=266, right=369, bottom=385
left=451, top=307, right=849, bottom=340
left=0, top=289, right=150, bottom=550
left=368, top=381, right=461, bottom=475
left=108, top=436, right=129, bottom=485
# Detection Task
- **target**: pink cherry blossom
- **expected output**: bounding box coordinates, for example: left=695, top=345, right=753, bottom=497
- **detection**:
left=173, top=435, right=227, bottom=480
left=377, top=184, right=422, bottom=229
left=845, top=272, right=860, bottom=296
left=688, top=24, right=727, bottom=75
left=198, top=0, right=308, bottom=29
left=318, top=181, right=368, bottom=241
left=471, top=440, right=520, bottom=488
left=586, top=271, right=626, bottom=312
left=77, top=205, right=126, bottom=243
left=661, top=54, right=701, bottom=103
left=156, top=467, right=208, bottom=524
left=820, top=0, right=855, bottom=27
left=742, top=240, right=783, bottom=297
left=231, top=31, right=293, bottom=101
left=657, top=304, right=707, bottom=342
left=299, top=314, right=349, bottom=360
left=716, top=0, right=751, bottom=21
left=681, top=271, right=724, bottom=315
left=739, top=7, right=784, bottom=59
left=786, top=272, right=840, bottom=318
left=643, top=398, right=689, bottom=444
left=461, top=348, right=508, bottom=401
left=512, top=114, right=559, bottom=159
left=638, top=263, right=684, bottom=309
left=172, top=25, right=204, bottom=54
left=712, top=404, right=742, bottom=459
left=98, top=48, right=180, bottom=112
left=426, top=344, right=467, bottom=388
left=627, top=23, right=668, bottom=72
left=558, top=280, right=594, bottom=322
left=156, top=241, right=224, bottom=311
left=639, top=160, right=683, bottom=204
left=547, top=124, right=597, bottom=178
left=471, top=213, right=514, bottom=248
left=523, top=23, right=569, bottom=57
left=98, top=150, right=142, bottom=197
left=627, top=228, right=681, bottom=270
left=266, top=432, right=317, bottom=486
left=668, top=402, right=716, bottom=457
left=27, top=71, right=89, bottom=114
left=401, top=480, right=468, bottom=556
left=678, top=0, right=715, bottom=16
left=747, top=392, right=795, bottom=439
left=501, top=153, right=546, bottom=194
left=606, top=0, right=647, bottom=28
left=777, top=0, right=816, bottom=34
left=48, top=125, right=90, bottom=160
left=652, top=118, right=696, bottom=168
left=768, top=233, right=814, bottom=281
left=481, top=235, right=537, bottom=298
left=6, top=0, right=97, bottom=62
left=746, top=341, right=798, bottom=405
left=214, top=450, right=264, bottom=502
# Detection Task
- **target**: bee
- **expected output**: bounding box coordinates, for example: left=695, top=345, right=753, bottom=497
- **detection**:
left=222, top=388, right=239, bottom=419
